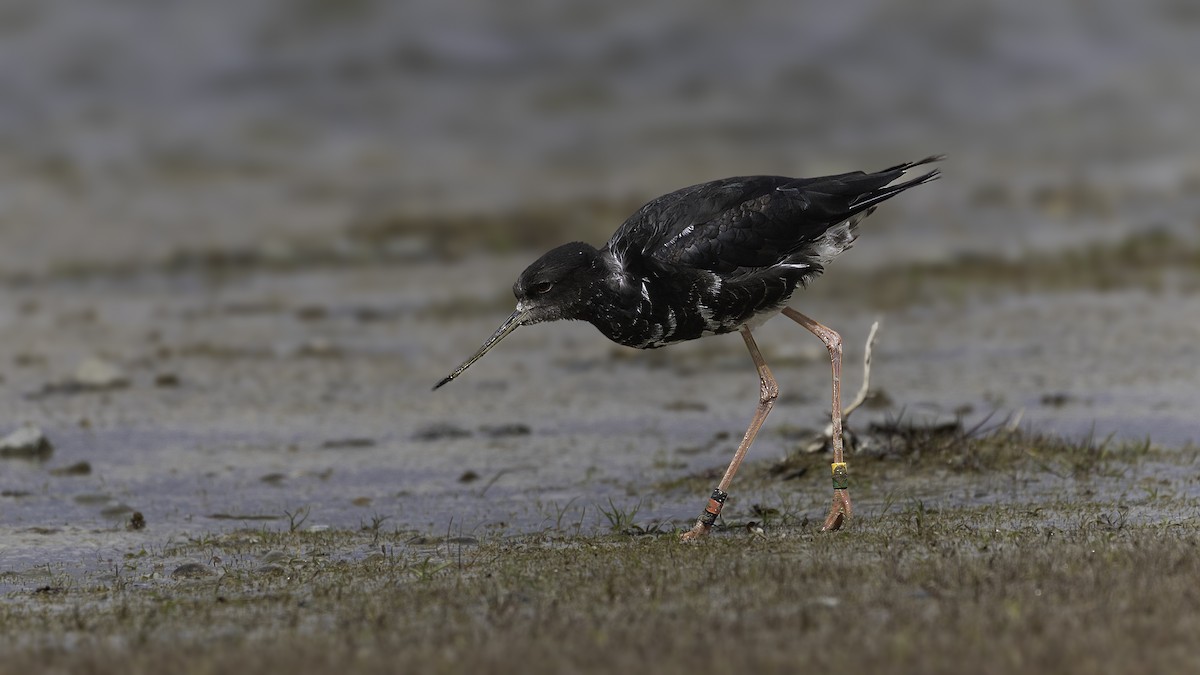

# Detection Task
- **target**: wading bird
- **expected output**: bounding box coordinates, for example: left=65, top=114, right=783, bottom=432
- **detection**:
left=435, top=156, right=942, bottom=539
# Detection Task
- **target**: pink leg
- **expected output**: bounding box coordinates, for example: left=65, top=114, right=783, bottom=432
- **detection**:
left=781, top=307, right=852, bottom=531
left=681, top=326, right=778, bottom=541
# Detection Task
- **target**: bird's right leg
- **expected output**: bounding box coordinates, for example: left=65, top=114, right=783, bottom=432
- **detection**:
left=681, top=326, right=778, bottom=541
left=781, top=307, right=852, bottom=531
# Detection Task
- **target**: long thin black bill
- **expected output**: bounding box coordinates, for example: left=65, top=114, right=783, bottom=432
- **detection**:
left=433, top=308, right=529, bottom=390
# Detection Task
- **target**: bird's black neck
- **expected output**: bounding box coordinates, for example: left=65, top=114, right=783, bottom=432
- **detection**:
left=566, top=253, right=652, bottom=346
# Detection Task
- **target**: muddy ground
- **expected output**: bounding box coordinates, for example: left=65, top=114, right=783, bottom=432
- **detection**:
left=2, top=231, right=1199, bottom=673
left=2, top=433, right=1198, bottom=674
left=3, top=1, right=1200, bottom=672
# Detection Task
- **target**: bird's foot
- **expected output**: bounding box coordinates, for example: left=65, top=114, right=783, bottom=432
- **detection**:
left=680, top=488, right=728, bottom=541
left=821, top=488, right=852, bottom=532
left=679, top=521, right=712, bottom=542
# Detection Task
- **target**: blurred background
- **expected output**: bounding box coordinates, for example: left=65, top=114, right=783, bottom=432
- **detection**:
left=3, top=0, right=1199, bottom=268
left=1, top=0, right=1198, bottom=541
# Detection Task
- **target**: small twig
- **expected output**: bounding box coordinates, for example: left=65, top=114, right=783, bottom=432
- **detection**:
left=842, top=319, right=881, bottom=425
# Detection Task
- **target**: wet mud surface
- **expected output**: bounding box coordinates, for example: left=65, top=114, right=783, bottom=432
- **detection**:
left=2, top=249, right=1198, bottom=584
left=2, top=1, right=1200, bottom=671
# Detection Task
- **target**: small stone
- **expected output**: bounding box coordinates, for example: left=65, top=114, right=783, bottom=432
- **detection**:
left=73, top=357, right=129, bottom=390
left=259, top=550, right=289, bottom=564
left=0, top=425, right=54, bottom=460
left=478, top=423, right=531, bottom=438
left=321, top=437, right=376, bottom=449
left=412, top=423, right=471, bottom=441
left=49, top=461, right=92, bottom=476
left=1040, top=392, right=1074, bottom=408
left=171, top=562, right=216, bottom=579
left=154, top=373, right=181, bottom=388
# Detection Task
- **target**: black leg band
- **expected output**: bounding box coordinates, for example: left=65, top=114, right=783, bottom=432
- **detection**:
left=698, top=488, right=729, bottom=527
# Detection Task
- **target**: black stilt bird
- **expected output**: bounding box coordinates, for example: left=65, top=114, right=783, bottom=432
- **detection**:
left=435, top=156, right=943, bottom=539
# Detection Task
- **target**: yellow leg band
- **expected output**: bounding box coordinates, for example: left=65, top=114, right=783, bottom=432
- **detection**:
left=831, top=462, right=849, bottom=490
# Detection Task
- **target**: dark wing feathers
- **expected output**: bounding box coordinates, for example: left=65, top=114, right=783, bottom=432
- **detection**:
left=604, top=156, right=941, bottom=275
left=653, top=179, right=818, bottom=273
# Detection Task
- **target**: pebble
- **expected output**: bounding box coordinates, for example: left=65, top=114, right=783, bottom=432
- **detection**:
left=412, top=422, right=472, bottom=441
left=478, top=423, right=531, bottom=438
left=321, top=437, right=376, bottom=449
left=0, top=425, right=54, bottom=459
left=73, top=356, right=130, bottom=389
left=259, top=550, right=289, bottom=564
left=49, top=461, right=92, bottom=476
left=154, top=373, right=181, bottom=388
left=171, top=562, right=216, bottom=579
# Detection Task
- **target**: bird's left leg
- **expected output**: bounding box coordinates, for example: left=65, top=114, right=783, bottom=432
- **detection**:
left=681, top=326, right=778, bottom=541
left=781, top=307, right=852, bottom=531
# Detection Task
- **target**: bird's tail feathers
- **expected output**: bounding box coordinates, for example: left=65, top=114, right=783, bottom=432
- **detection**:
left=882, top=154, right=946, bottom=174
left=849, top=157, right=943, bottom=211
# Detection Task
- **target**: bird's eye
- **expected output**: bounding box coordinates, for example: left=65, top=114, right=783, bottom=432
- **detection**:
left=531, top=282, right=554, bottom=295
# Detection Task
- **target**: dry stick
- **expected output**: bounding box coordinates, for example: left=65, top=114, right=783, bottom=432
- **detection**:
left=841, top=319, right=881, bottom=425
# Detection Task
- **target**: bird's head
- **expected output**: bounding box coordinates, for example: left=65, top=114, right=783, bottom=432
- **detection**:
left=434, top=242, right=603, bottom=389
left=512, top=241, right=604, bottom=324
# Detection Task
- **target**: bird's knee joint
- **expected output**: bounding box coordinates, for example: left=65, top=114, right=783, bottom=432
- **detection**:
left=826, top=331, right=843, bottom=356
left=760, top=379, right=779, bottom=403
